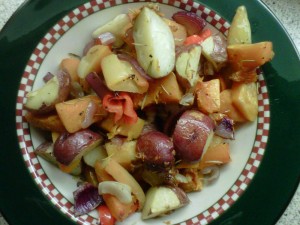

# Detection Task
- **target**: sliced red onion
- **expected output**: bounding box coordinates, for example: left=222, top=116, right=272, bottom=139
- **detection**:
left=83, top=32, right=116, bottom=56
left=81, top=101, right=97, bottom=129
left=172, top=11, right=207, bottom=36
left=215, top=117, right=235, bottom=140
left=73, top=183, right=104, bottom=216
left=201, top=166, right=220, bottom=182
left=117, top=53, right=154, bottom=81
left=43, top=72, right=54, bottom=83
left=85, top=72, right=112, bottom=99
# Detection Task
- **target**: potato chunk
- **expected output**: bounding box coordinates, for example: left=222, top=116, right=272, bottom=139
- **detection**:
left=227, top=6, right=252, bottom=45
left=133, top=7, right=175, bottom=78
left=196, top=79, right=221, bottom=114
left=231, top=82, right=258, bottom=121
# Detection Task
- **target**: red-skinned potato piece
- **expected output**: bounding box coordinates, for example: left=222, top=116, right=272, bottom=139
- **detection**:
left=25, top=70, right=71, bottom=115
left=137, top=131, right=175, bottom=170
left=53, top=129, right=103, bottom=166
left=173, top=110, right=215, bottom=162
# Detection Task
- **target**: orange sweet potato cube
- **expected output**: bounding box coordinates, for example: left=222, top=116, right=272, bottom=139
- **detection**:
left=55, top=95, right=107, bottom=133
left=196, top=79, right=221, bottom=114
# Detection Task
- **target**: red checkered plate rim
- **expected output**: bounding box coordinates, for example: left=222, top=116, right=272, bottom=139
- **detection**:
left=15, top=0, right=270, bottom=224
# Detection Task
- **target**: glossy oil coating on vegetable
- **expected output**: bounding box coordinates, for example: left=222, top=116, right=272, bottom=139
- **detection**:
left=24, top=3, right=274, bottom=224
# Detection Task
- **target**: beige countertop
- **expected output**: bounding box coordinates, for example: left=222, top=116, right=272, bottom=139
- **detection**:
left=0, top=0, right=299, bottom=225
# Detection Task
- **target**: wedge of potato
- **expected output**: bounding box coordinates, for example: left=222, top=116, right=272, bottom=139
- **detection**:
left=133, top=7, right=175, bottom=78
left=77, top=45, right=112, bottom=79
left=92, top=14, right=132, bottom=48
left=196, top=79, right=221, bottom=114
left=231, top=82, right=258, bottom=121
left=101, top=54, right=149, bottom=94
left=227, top=6, right=252, bottom=45
left=176, top=45, right=201, bottom=88
left=25, top=70, right=71, bottom=114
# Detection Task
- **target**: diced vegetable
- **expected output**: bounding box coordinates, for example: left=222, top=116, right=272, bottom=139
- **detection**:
left=163, top=18, right=187, bottom=46
left=173, top=110, right=215, bottom=162
left=231, top=82, right=258, bottom=121
left=183, top=29, right=212, bottom=46
left=99, top=115, right=145, bottom=140
left=102, top=92, right=138, bottom=124
left=99, top=158, right=146, bottom=210
left=77, top=45, right=112, bottom=79
left=25, top=70, right=71, bottom=114
left=142, top=185, right=189, bottom=219
left=105, top=138, right=137, bottom=170
left=219, top=89, right=246, bottom=122
left=175, top=45, right=202, bottom=88
left=227, top=6, right=252, bottom=45
left=92, top=14, right=132, bottom=48
left=196, top=79, right=221, bottom=114
left=172, top=11, right=206, bottom=36
left=133, top=7, right=175, bottom=78
left=60, top=57, right=80, bottom=82
left=53, top=129, right=103, bottom=166
left=55, top=95, right=107, bottom=133
left=98, top=181, right=132, bottom=204
left=97, top=205, right=116, bottom=225
left=83, top=145, right=107, bottom=168
left=73, top=183, right=104, bottom=216
left=101, top=54, right=149, bottom=94
left=25, top=112, right=66, bottom=133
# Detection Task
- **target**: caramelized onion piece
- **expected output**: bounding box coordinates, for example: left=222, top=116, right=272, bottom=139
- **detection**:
left=172, top=11, right=206, bottom=36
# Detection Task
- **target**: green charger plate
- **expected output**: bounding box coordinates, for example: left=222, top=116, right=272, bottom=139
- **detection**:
left=0, top=0, right=299, bottom=225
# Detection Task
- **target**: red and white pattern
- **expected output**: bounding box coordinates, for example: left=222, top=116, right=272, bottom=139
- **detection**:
left=15, top=0, right=269, bottom=225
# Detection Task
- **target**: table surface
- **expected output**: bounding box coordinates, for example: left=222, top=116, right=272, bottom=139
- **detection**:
left=0, top=0, right=299, bottom=225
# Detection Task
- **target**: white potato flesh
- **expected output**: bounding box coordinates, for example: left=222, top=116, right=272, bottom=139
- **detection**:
left=25, top=76, right=60, bottom=110
left=77, top=45, right=111, bottom=79
left=133, top=7, right=175, bottom=78
left=142, top=186, right=180, bottom=219
left=227, top=6, right=252, bottom=45
left=83, top=145, right=107, bottom=168
left=142, top=186, right=189, bottom=219
left=176, top=45, right=201, bottom=88
left=101, top=54, right=148, bottom=93
left=92, top=14, right=131, bottom=47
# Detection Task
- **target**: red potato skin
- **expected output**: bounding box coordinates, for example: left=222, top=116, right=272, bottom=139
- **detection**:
left=172, top=110, right=215, bottom=162
left=137, top=131, right=175, bottom=170
left=53, top=129, right=102, bottom=165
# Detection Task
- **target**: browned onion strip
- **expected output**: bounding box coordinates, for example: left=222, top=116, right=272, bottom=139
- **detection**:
left=85, top=72, right=112, bottom=99
left=117, top=53, right=154, bottom=82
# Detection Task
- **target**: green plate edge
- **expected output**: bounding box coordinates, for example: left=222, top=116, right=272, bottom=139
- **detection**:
left=0, top=0, right=299, bottom=225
